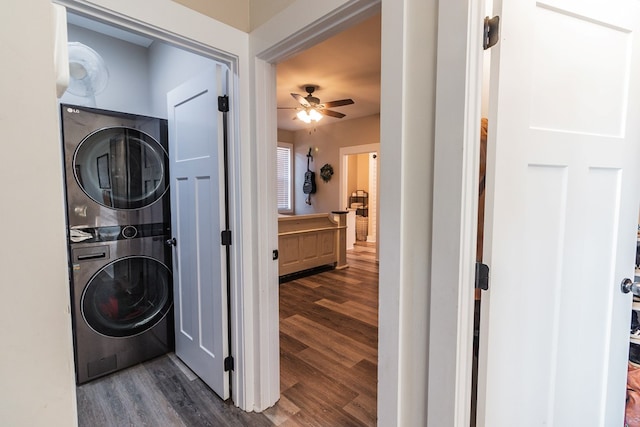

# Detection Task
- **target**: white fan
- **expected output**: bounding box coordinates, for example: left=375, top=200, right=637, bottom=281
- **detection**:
left=66, top=42, right=109, bottom=104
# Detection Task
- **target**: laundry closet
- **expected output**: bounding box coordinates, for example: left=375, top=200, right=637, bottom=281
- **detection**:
left=59, top=13, right=224, bottom=386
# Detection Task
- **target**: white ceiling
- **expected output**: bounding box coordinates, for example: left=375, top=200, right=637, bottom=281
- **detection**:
left=67, top=13, right=154, bottom=47
left=276, top=13, right=381, bottom=132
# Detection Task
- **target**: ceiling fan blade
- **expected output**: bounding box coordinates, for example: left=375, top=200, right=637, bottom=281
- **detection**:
left=277, top=107, right=298, bottom=109
left=323, top=98, right=354, bottom=108
left=320, top=109, right=346, bottom=119
left=291, top=93, right=311, bottom=107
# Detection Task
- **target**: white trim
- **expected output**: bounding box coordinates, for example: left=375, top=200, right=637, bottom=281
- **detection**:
left=428, top=0, right=485, bottom=425
left=53, top=0, right=242, bottom=66
left=51, top=0, right=252, bottom=411
left=250, top=57, right=281, bottom=410
left=367, top=152, right=378, bottom=243
left=378, top=0, right=432, bottom=423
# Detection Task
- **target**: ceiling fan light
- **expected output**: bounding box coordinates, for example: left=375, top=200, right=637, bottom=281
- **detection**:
left=297, top=110, right=311, bottom=123
left=309, top=108, right=323, bottom=122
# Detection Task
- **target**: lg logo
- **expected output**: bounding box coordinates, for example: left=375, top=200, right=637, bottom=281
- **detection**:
left=66, top=107, right=80, bottom=114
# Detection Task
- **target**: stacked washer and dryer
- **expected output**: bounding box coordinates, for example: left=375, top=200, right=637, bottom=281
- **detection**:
left=60, top=105, right=174, bottom=384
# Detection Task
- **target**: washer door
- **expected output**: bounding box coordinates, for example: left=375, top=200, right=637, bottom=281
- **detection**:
left=73, top=127, right=168, bottom=210
left=82, top=256, right=172, bottom=338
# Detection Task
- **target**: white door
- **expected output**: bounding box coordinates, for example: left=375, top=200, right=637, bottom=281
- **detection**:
left=167, top=64, right=230, bottom=399
left=478, top=1, right=640, bottom=425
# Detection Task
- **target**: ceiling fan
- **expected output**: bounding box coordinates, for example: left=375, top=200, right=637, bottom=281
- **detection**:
left=279, top=85, right=354, bottom=123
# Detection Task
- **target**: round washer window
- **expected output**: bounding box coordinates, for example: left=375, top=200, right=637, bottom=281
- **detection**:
left=73, top=127, right=168, bottom=210
left=82, top=256, right=172, bottom=338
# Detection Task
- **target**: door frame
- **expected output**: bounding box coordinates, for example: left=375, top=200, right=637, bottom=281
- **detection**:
left=250, top=0, right=383, bottom=412
left=252, top=0, right=483, bottom=424
left=53, top=0, right=252, bottom=410
left=429, top=0, right=486, bottom=424
left=339, top=143, right=380, bottom=213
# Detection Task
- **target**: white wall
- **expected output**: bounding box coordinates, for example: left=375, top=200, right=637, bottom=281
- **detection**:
left=172, top=0, right=250, bottom=31
left=0, top=2, right=77, bottom=425
left=347, top=155, right=359, bottom=195
left=166, top=0, right=298, bottom=32
left=355, top=153, right=370, bottom=191
left=277, top=128, right=294, bottom=143
left=62, top=24, right=152, bottom=115
left=250, top=0, right=297, bottom=30
left=292, top=114, right=379, bottom=215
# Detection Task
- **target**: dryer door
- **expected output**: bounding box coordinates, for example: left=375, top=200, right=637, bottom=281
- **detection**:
left=73, top=127, right=169, bottom=210
left=81, top=256, right=172, bottom=338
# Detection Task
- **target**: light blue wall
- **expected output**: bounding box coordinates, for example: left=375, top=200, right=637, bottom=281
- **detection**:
left=148, top=42, right=218, bottom=118
left=62, top=24, right=216, bottom=119
left=63, top=24, right=152, bottom=115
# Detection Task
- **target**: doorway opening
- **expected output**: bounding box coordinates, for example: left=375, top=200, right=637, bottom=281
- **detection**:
left=340, top=143, right=380, bottom=256
left=57, top=4, right=245, bottom=420
left=272, top=13, right=381, bottom=424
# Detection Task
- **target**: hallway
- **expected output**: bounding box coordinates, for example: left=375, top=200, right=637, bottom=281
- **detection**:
left=76, top=248, right=378, bottom=426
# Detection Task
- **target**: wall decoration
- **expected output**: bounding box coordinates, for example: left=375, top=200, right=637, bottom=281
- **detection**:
left=303, top=148, right=316, bottom=205
left=320, top=163, right=334, bottom=182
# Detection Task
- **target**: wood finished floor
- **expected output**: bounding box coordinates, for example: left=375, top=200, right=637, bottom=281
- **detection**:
left=76, top=245, right=378, bottom=426
left=269, top=243, right=378, bottom=426
left=76, top=353, right=273, bottom=426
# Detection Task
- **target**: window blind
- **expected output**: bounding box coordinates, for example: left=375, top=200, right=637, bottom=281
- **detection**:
left=276, top=143, right=293, bottom=212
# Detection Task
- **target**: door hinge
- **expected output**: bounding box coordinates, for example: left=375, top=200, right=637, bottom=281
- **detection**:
left=221, top=230, right=232, bottom=246
left=224, top=356, right=234, bottom=371
left=475, top=262, right=489, bottom=290
left=218, top=95, right=229, bottom=112
left=483, top=16, right=500, bottom=50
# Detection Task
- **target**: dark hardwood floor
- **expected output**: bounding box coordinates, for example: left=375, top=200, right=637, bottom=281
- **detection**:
left=76, top=353, right=273, bottom=427
left=267, top=243, right=378, bottom=426
left=76, top=245, right=378, bottom=426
